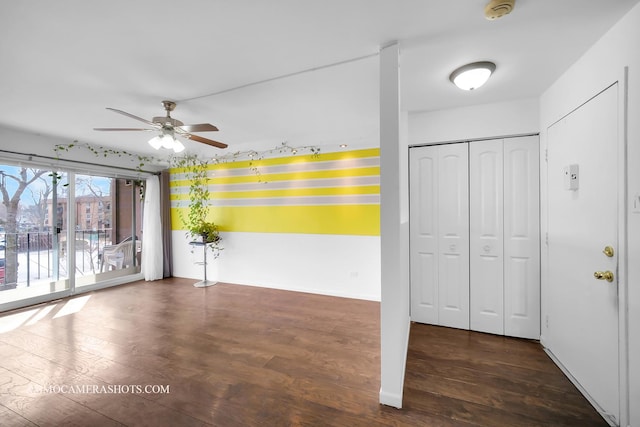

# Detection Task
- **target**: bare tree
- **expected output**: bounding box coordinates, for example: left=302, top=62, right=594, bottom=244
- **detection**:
left=0, top=168, right=48, bottom=288
left=75, top=175, right=113, bottom=231
left=76, top=176, right=107, bottom=199
left=25, top=175, right=53, bottom=231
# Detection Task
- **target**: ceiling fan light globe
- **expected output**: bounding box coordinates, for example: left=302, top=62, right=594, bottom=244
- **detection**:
left=173, top=139, right=185, bottom=153
left=160, top=134, right=175, bottom=149
left=148, top=135, right=163, bottom=150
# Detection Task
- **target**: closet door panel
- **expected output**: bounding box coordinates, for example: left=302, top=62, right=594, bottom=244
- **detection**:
left=437, top=144, right=469, bottom=329
left=409, top=147, right=439, bottom=324
left=504, top=136, right=540, bottom=339
left=470, top=140, right=504, bottom=334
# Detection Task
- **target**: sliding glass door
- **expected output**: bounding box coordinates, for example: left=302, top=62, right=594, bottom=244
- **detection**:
left=0, top=163, right=143, bottom=312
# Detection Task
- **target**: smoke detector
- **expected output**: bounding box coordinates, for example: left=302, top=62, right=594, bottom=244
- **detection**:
left=485, top=0, right=515, bottom=20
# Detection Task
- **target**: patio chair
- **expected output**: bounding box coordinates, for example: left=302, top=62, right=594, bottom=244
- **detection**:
left=100, top=237, right=140, bottom=272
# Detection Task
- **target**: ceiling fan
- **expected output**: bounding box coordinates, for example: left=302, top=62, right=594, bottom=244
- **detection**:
left=94, top=100, right=228, bottom=152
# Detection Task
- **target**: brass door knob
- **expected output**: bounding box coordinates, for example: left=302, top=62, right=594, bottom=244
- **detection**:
left=594, top=271, right=614, bottom=282
left=603, top=246, right=615, bottom=257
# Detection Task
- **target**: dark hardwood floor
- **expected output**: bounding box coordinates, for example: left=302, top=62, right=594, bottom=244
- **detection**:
left=0, top=278, right=606, bottom=426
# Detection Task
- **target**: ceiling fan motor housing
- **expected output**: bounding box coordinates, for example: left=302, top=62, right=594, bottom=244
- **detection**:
left=485, top=0, right=515, bottom=20
left=152, top=116, right=183, bottom=127
left=154, top=100, right=183, bottom=127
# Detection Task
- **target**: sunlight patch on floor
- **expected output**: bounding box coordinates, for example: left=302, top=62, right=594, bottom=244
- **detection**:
left=0, top=294, right=91, bottom=333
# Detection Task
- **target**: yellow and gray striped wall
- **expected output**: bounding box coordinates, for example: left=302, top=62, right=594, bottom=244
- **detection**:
left=170, top=148, right=380, bottom=236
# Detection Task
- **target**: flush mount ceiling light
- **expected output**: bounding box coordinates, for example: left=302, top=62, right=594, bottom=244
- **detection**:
left=449, top=61, right=496, bottom=91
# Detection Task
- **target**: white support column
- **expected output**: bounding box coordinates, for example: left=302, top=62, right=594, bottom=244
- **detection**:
left=379, top=41, right=410, bottom=409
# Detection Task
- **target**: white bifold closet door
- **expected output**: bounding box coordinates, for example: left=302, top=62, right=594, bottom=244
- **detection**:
left=410, top=143, right=469, bottom=329
left=502, top=136, right=540, bottom=339
left=469, top=140, right=504, bottom=334
left=469, top=136, right=540, bottom=339
left=410, top=136, right=539, bottom=339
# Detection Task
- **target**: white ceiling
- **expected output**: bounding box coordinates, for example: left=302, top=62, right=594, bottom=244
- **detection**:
left=1, top=0, right=638, bottom=157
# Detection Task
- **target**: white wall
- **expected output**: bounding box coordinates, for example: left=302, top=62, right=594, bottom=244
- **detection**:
left=409, top=98, right=539, bottom=145
left=540, top=4, right=640, bottom=426
left=172, top=231, right=381, bottom=300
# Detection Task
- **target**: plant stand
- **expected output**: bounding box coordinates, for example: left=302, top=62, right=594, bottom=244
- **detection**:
left=189, top=241, right=217, bottom=288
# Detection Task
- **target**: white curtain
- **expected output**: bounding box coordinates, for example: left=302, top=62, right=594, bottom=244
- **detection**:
left=142, top=175, right=164, bottom=281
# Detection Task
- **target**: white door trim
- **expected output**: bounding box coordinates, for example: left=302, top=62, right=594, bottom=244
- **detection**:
left=616, top=66, right=629, bottom=427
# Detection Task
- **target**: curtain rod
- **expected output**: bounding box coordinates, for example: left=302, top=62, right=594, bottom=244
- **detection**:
left=0, top=148, right=161, bottom=176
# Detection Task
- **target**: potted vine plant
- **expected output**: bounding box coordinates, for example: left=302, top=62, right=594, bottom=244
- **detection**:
left=190, top=220, right=220, bottom=245
left=175, top=154, right=223, bottom=258
left=187, top=218, right=222, bottom=260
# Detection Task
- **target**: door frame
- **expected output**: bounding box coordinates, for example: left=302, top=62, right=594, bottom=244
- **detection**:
left=540, top=68, right=629, bottom=426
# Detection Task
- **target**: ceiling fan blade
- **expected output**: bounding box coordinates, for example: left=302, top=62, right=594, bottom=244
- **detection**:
left=106, top=107, right=158, bottom=127
left=93, top=128, right=154, bottom=131
left=186, top=133, right=228, bottom=149
left=178, top=123, right=219, bottom=132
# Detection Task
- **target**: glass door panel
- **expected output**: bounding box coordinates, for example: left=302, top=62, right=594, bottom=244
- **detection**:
left=0, top=167, right=70, bottom=309
left=74, top=175, right=142, bottom=290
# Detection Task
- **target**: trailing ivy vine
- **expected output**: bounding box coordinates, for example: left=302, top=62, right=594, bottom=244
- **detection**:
left=53, top=141, right=155, bottom=172
left=171, top=154, right=223, bottom=257
left=53, top=140, right=320, bottom=177
left=52, top=140, right=321, bottom=259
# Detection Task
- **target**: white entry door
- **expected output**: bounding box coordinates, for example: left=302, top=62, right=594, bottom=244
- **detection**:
left=410, top=143, right=469, bottom=329
left=546, top=84, right=619, bottom=424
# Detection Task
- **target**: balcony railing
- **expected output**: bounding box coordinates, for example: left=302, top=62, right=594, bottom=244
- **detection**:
left=0, top=229, right=115, bottom=289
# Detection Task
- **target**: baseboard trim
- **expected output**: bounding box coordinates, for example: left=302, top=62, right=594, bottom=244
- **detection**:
left=379, top=315, right=411, bottom=409
left=543, top=347, right=617, bottom=426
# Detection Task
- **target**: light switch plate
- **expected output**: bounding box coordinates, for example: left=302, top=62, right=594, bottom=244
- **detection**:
left=563, top=164, right=579, bottom=190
